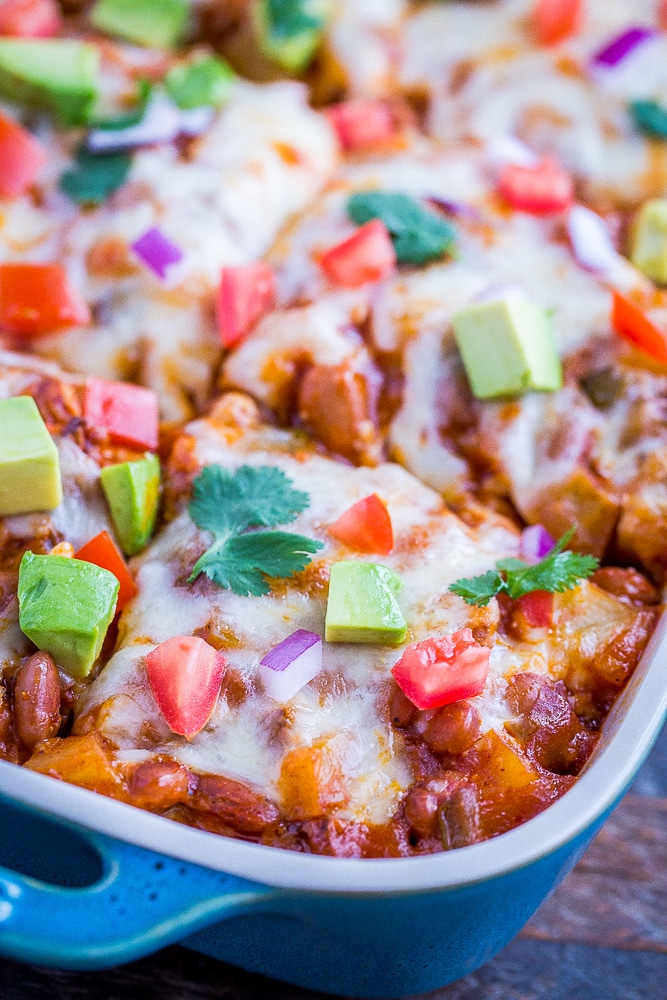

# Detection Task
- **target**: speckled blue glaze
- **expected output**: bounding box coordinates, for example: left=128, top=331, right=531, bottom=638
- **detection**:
left=0, top=794, right=615, bottom=998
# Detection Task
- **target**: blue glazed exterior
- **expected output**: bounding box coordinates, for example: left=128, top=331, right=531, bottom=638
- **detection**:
left=0, top=792, right=614, bottom=998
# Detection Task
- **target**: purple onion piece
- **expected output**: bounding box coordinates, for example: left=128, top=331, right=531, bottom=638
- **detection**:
left=426, top=197, right=482, bottom=221
left=592, top=26, right=657, bottom=68
left=132, top=226, right=184, bottom=279
left=566, top=204, right=618, bottom=273
left=259, top=629, right=323, bottom=703
left=520, top=524, right=556, bottom=565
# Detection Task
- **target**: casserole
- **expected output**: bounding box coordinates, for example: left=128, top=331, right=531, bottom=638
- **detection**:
left=0, top=608, right=665, bottom=998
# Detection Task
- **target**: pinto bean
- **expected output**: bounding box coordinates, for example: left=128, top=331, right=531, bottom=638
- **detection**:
left=13, top=652, right=61, bottom=750
left=423, top=701, right=481, bottom=755
left=296, top=362, right=383, bottom=465
left=193, top=773, right=280, bottom=835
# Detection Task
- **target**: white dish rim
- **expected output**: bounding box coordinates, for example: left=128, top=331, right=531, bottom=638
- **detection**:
left=1, top=611, right=665, bottom=896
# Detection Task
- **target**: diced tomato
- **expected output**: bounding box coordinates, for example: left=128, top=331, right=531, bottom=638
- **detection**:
left=516, top=590, right=554, bottom=628
left=0, top=112, right=46, bottom=198
left=611, top=290, right=667, bottom=363
left=0, top=0, right=61, bottom=37
left=75, top=530, right=138, bottom=613
left=325, top=100, right=395, bottom=152
left=329, top=494, right=393, bottom=555
left=660, top=0, right=667, bottom=31
left=320, top=219, right=396, bottom=288
left=532, top=0, right=582, bottom=46
left=216, top=262, right=277, bottom=349
left=145, top=636, right=227, bottom=739
left=0, top=263, right=90, bottom=337
left=391, top=628, right=490, bottom=711
left=84, top=375, right=159, bottom=451
left=497, top=156, right=574, bottom=214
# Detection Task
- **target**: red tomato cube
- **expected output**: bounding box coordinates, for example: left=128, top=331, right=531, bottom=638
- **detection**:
left=320, top=219, right=396, bottom=288
left=325, top=100, right=395, bottom=151
left=0, top=0, right=61, bottom=37
left=329, top=494, right=393, bottom=555
left=516, top=590, right=554, bottom=628
left=532, top=0, right=582, bottom=45
left=498, top=157, right=574, bottom=214
left=0, top=263, right=90, bottom=337
left=146, top=636, right=227, bottom=739
left=391, top=629, right=490, bottom=710
left=0, top=112, right=46, bottom=198
left=84, top=375, right=159, bottom=451
left=216, top=262, right=277, bottom=349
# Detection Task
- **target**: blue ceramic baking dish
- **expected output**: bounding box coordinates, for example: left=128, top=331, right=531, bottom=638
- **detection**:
left=1, top=612, right=666, bottom=998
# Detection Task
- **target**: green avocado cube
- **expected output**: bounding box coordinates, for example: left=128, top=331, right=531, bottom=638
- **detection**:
left=100, top=454, right=160, bottom=557
left=90, top=0, right=189, bottom=50
left=630, top=199, right=667, bottom=285
left=452, top=293, right=562, bottom=400
left=325, top=561, right=407, bottom=644
left=18, top=551, right=119, bottom=678
left=0, top=39, right=99, bottom=126
left=0, top=396, right=62, bottom=517
left=253, top=0, right=329, bottom=73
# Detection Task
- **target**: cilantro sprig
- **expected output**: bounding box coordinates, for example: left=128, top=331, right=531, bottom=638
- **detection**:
left=450, top=528, right=599, bottom=607
left=188, top=464, right=323, bottom=597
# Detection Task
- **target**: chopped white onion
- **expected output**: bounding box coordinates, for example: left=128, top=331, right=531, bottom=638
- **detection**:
left=259, top=629, right=323, bottom=703
left=566, top=204, right=619, bottom=274
left=487, top=135, right=539, bottom=170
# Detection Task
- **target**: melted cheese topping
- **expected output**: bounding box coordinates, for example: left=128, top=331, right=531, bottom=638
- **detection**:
left=79, top=414, right=519, bottom=824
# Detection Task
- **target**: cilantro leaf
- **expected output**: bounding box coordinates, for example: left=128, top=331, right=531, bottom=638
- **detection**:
left=347, top=191, right=456, bottom=266
left=450, top=570, right=506, bottom=607
left=188, top=464, right=322, bottom=595
left=189, top=463, right=310, bottom=538
left=60, top=147, right=132, bottom=205
left=450, top=528, right=599, bottom=607
left=503, top=551, right=600, bottom=599
left=263, top=0, right=328, bottom=40
left=629, top=99, right=667, bottom=139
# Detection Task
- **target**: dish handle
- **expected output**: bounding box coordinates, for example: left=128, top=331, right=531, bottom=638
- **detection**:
left=0, top=826, right=276, bottom=970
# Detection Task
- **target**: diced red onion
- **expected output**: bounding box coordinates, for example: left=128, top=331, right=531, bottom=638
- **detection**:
left=426, top=197, right=482, bottom=221
left=520, top=524, right=555, bottom=565
left=87, top=94, right=214, bottom=154
left=259, top=629, right=323, bottom=703
left=132, top=226, right=183, bottom=279
left=567, top=204, right=619, bottom=273
left=592, top=26, right=656, bottom=68
left=487, top=135, right=539, bottom=170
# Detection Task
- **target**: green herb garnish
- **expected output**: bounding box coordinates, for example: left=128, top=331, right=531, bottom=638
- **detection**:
left=166, top=55, right=236, bottom=110
left=59, top=146, right=131, bottom=205
left=629, top=99, right=667, bottom=139
left=188, top=464, right=324, bottom=596
left=254, top=0, right=330, bottom=73
left=347, top=191, right=456, bottom=267
left=450, top=528, right=599, bottom=607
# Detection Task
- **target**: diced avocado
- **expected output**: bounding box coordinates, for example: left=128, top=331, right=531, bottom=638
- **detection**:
left=18, top=551, right=119, bottom=679
left=165, top=55, right=236, bottom=110
left=452, top=292, right=562, bottom=400
left=90, top=0, right=189, bottom=51
left=325, top=561, right=407, bottom=644
left=100, top=454, right=160, bottom=557
left=0, top=39, right=99, bottom=126
left=0, top=397, right=62, bottom=517
left=253, top=0, right=330, bottom=73
left=630, top=199, right=667, bottom=285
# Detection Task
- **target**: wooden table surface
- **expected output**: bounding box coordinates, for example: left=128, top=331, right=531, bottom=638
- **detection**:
left=2, top=723, right=666, bottom=1000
